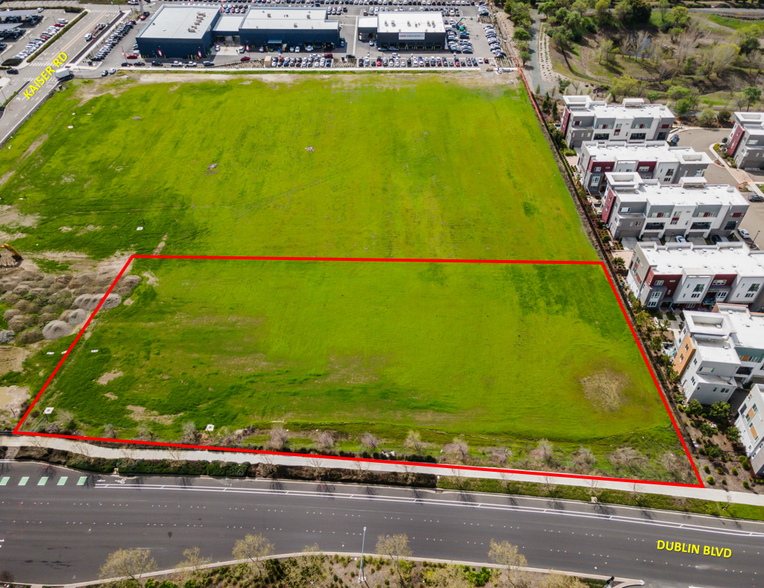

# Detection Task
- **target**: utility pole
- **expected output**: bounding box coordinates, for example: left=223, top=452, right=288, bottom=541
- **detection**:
left=358, top=526, right=366, bottom=583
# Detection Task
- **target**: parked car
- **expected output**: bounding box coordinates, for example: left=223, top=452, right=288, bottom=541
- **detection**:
left=101, top=69, right=108, bottom=76
left=740, top=228, right=752, bottom=240
left=240, top=55, right=250, bottom=61
left=749, top=195, right=764, bottom=202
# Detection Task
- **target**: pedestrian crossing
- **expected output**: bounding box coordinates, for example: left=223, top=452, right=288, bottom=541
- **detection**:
left=0, top=474, right=89, bottom=487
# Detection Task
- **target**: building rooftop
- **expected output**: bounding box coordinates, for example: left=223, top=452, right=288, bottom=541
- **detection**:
left=0, top=9, right=42, bottom=18
left=213, top=13, right=245, bottom=33
left=583, top=142, right=712, bottom=166
left=563, top=96, right=674, bottom=119
left=736, top=384, right=764, bottom=455
left=715, top=304, right=764, bottom=350
left=605, top=172, right=747, bottom=207
left=137, top=5, right=219, bottom=41
left=637, top=242, right=764, bottom=277
left=240, top=8, right=338, bottom=31
left=694, top=335, right=741, bottom=365
left=377, top=11, right=445, bottom=33
left=734, top=112, right=764, bottom=132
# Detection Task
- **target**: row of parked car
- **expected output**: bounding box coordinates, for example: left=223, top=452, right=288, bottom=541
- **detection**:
left=359, top=54, right=479, bottom=68
left=270, top=55, right=333, bottom=67
left=90, top=20, right=135, bottom=62
left=483, top=24, right=506, bottom=58
left=13, top=19, right=66, bottom=61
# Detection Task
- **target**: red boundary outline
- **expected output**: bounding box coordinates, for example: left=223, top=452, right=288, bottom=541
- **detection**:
left=13, top=255, right=704, bottom=489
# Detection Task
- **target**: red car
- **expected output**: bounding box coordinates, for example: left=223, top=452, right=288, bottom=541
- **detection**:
left=240, top=56, right=250, bottom=62
left=127, top=54, right=138, bottom=59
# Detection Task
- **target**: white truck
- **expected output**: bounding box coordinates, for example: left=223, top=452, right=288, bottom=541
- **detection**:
left=55, top=68, right=74, bottom=81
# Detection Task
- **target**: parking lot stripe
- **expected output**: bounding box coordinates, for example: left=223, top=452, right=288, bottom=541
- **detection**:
left=58, top=477, right=68, bottom=486
left=19, top=477, right=29, bottom=486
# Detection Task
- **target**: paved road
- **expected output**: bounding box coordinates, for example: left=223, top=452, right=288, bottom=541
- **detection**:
left=0, top=462, right=763, bottom=587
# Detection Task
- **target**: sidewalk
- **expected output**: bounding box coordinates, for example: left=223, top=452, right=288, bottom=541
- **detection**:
left=4, top=434, right=764, bottom=508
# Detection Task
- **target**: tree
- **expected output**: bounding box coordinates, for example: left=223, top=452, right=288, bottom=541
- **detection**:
left=646, top=90, right=661, bottom=103
left=685, top=399, right=704, bottom=417
left=376, top=534, right=412, bottom=588
left=708, top=401, right=731, bottom=423
left=425, top=565, right=470, bottom=588
left=718, top=109, right=732, bottom=125
left=667, top=85, right=691, bottom=102
left=0, top=571, right=15, bottom=585
left=232, top=534, right=274, bottom=578
left=594, top=0, right=610, bottom=26
left=727, top=426, right=741, bottom=444
left=551, top=28, right=574, bottom=53
left=598, top=39, right=614, bottom=65
left=520, top=51, right=531, bottom=66
left=675, top=98, right=692, bottom=116
left=488, top=540, right=527, bottom=588
left=657, top=0, right=670, bottom=23
left=742, top=86, right=762, bottom=111
left=542, top=93, right=552, bottom=112
left=100, top=549, right=157, bottom=585
left=610, top=75, right=639, bottom=100
left=404, top=430, right=424, bottom=454
left=175, top=547, right=210, bottom=586
left=613, top=0, right=633, bottom=25
left=361, top=431, right=379, bottom=450
left=181, top=421, right=197, bottom=444
left=707, top=43, right=740, bottom=78
left=735, top=25, right=761, bottom=55
left=286, top=545, right=325, bottom=588
left=698, top=108, right=717, bottom=127
left=670, top=5, right=689, bottom=27
left=444, top=436, right=470, bottom=463
left=103, top=423, right=116, bottom=439
left=513, top=29, right=530, bottom=42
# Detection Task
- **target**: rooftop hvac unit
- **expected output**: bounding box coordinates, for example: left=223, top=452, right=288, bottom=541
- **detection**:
left=267, top=13, right=271, bottom=17
left=391, top=20, right=395, bottom=26
left=294, top=22, right=298, bottom=27
left=307, top=13, right=310, bottom=18
left=407, top=21, right=410, bottom=25
left=384, top=20, right=388, bottom=25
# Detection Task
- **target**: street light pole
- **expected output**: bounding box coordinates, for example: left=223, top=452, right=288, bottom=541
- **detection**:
left=358, top=526, right=366, bottom=584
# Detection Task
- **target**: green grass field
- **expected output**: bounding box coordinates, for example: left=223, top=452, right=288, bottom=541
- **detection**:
left=25, top=258, right=677, bottom=455
left=0, top=74, right=687, bottom=478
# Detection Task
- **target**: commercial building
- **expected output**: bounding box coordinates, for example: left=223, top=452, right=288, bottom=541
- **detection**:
left=727, top=112, right=764, bottom=170
left=136, top=5, right=220, bottom=59
left=735, top=384, right=764, bottom=476
left=357, top=12, right=446, bottom=49
left=601, top=173, right=748, bottom=241
left=578, top=141, right=711, bottom=195
left=561, top=96, right=675, bottom=149
left=626, top=242, right=764, bottom=310
left=137, top=5, right=340, bottom=58
left=214, top=8, right=340, bottom=49
left=674, top=305, right=764, bottom=406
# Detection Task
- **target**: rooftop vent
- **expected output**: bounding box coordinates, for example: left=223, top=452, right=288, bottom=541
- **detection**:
left=267, top=13, right=271, bottom=17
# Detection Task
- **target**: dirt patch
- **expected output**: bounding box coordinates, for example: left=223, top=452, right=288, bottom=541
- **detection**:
left=0, top=205, right=39, bottom=228
left=0, top=170, right=15, bottom=189
left=127, top=405, right=179, bottom=425
left=105, top=391, right=118, bottom=400
left=153, top=234, right=167, bottom=255
left=18, top=134, right=48, bottom=164
left=76, top=224, right=101, bottom=236
left=143, top=271, right=158, bottom=286
left=0, top=346, right=25, bottom=375
left=97, top=370, right=123, bottom=385
left=0, top=385, right=29, bottom=415
left=324, top=355, right=384, bottom=385
left=580, top=369, right=628, bottom=412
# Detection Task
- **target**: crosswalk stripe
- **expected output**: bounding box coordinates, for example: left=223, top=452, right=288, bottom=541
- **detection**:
left=0, top=477, right=8, bottom=486
left=77, top=476, right=87, bottom=486
left=18, top=477, right=28, bottom=486
left=38, top=477, right=48, bottom=486
left=58, top=476, right=68, bottom=486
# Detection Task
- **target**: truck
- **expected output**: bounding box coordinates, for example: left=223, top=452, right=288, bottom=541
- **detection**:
left=55, top=68, right=74, bottom=81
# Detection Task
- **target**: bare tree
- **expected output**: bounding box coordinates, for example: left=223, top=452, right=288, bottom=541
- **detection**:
left=360, top=432, right=380, bottom=451
left=136, top=422, right=153, bottom=442
left=706, top=44, right=740, bottom=79
left=73, top=441, right=92, bottom=460
left=488, top=540, right=527, bottom=588
left=100, top=548, right=157, bottom=585
left=404, top=430, right=424, bottom=455
left=443, top=437, right=470, bottom=463
left=306, top=456, right=327, bottom=481
left=232, top=534, right=274, bottom=578
left=353, top=459, right=370, bottom=482
left=166, top=446, right=185, bottom=465
left=268, top=425, right=290, bottom=451
left=314, top=430, right=335, bottom=451
left=181, top=421, right=197, bottom=444
left=376, top=534, right=412, bottom=588
left=102, top=424, right=116, bottom=439
left=675, top=31, right=699, bottom=65
left=174, top=547, right=210, bottom=586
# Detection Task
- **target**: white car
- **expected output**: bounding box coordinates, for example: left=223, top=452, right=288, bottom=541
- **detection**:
left=740, top=228, right=752, bottom=240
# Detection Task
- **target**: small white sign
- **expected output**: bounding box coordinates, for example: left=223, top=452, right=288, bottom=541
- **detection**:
left=91, top=349, right=98, bottom=353
left=136, top=227, right=143, bottom=231
left=206, top=424, right=214, bottom=432
left=43, top=407, right=54, bottom=415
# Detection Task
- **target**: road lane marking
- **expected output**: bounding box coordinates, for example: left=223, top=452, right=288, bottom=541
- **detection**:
left=77, top=477, right=87, bottom=486
left=38, top=477, right=48, bottom=486
left=18, top=477, right=29, bottom=486
left=0, top=477, right=8, bottom=486
left=58, top=477, right=68, bottom=486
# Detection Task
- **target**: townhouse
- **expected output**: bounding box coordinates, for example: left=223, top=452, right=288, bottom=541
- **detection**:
left=673, top=304, right=764, bottom=405
left=601, top=173, right=748, bottom=241
left=726, top=112, right=764, bottom=170
left=578, top=141, right=711, bottom=195
left=626, top=242, right=764, bottom=310
left=561, top=96, right=675, bottom=148
left=735, top=384, right=764, bottom=476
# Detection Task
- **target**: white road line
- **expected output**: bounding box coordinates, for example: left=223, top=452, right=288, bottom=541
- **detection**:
left=0, top=477, right=9, bottom=486
left=18, top=477, right=29, bottom=486
left=94, top=482, right=764, bottom=539
left=58, top=476, right=68, bottom=486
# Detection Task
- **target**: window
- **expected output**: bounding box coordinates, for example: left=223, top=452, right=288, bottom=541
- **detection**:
left=694, top=284, right=704, bottom=292
left=661, top=124, right=670, bottom=129
left=691, top=376, right=696, bottom=385
left=650, top=291, right=661, bottom=299
left=732, top=212, right=743, bottom=218
left=620, top=207, right=630, bottom=213
left=574, top=121, right=580, bottom=127
left=593, top=133, right=609, bottom=140
left=713, top=279, right=727, bottom=286
left=691, top=292, right=701, bottom=298
left=693, top=358, right=698, bottom=365
left=695, top=169, right=704, bottom=176
left=671, top=217, right=680, bottom=225
left=614, top=129, right=621, bottom=136
left=745, top=292, right=756, bottom=298
left=593, top=166, right=601, bottom=172
left=666, top=169, right=675, bottom=176
left=654, top=280, right=664, bottom=286
left=703, top=212, right=718, bottom=218
left=638, top=165, right=650, bottom=172
left=631, top=133, right=647, bottom=140
left=748, top=138, right=759, bottom=146
left=741, top=355, right=752, bottom=362
left=590, top=176, right=601, bottom=186
left=749, top=284, right=761, bottom=292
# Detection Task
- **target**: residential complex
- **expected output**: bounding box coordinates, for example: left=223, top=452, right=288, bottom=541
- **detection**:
left=578, top=141, right=711, bottom=195
left=673, top=304, right=764, bottom=405
left=726, top=112, right=764, bottom=170
left=561, top=96, right=675, bottom=148
left=735, top=384, right=764, bottom=476
left=626, top=242, right=764, bottom=310
left=601, top=173, right=748, bottom=240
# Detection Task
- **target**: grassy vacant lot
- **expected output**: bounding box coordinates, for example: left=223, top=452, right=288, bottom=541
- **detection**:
left=24, top=258, right=678, bottom=464
left=1, top=74, right=687, bottom=478
left=0, top=74, right=594, bottom=262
